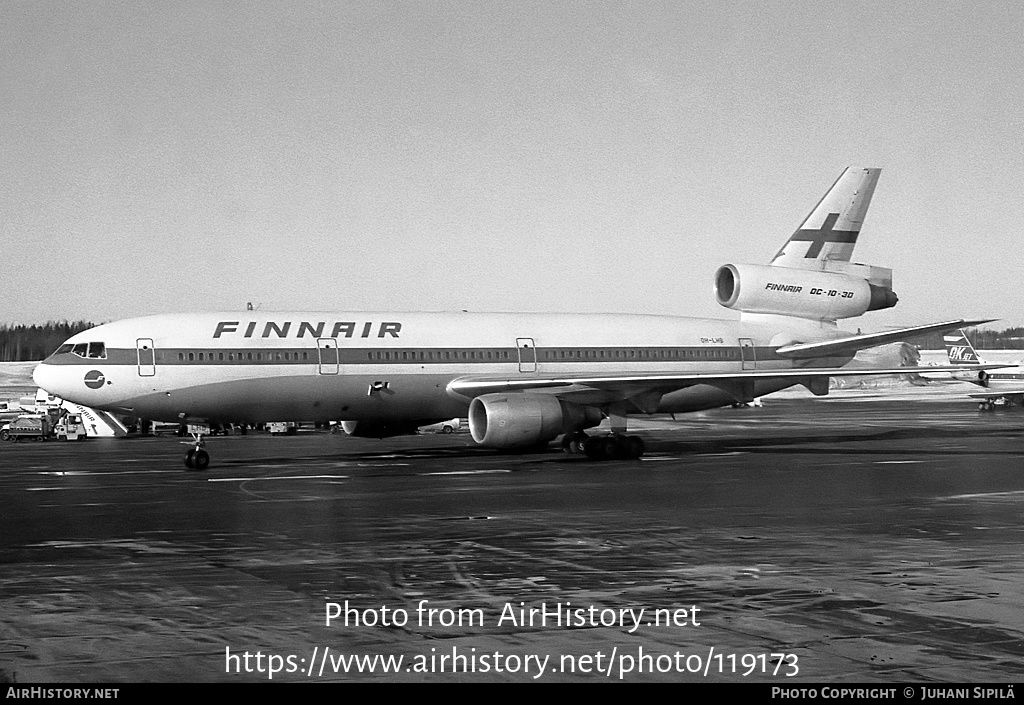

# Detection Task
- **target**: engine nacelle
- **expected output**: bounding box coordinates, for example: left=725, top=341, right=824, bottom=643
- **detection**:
left=714, top=263, right=897, bottom=321
left=341, top=420, right=422, bottom=438
left=469, top=393, right=602, bottom=449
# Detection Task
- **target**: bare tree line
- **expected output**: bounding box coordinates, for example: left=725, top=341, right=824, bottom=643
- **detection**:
left=914, top=327, right=1024, bottom=351
left=0, top=322, right=97, bottom=362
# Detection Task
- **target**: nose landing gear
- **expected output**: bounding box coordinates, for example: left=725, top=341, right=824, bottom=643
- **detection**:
left=182, top=429, right=210, bottom=470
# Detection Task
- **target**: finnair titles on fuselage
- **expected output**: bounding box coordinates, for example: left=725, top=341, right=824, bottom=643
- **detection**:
left=212, top=320, right=403, bottom=340
left=33, top=167, right=985, bottom=467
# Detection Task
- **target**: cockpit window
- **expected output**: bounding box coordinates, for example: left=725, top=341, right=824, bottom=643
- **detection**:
left=54, top=344, right=74, bottom=355
left=70, top=342, right=107, bottom=359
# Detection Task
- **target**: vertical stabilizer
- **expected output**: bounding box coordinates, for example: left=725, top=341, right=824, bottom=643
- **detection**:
left=944, top=330, right=984, bottom=365
left=772, top=167, right=881, bottom=267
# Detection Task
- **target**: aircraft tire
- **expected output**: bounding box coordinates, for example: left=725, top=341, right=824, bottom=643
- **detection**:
left=582, top=435, right=639, bottom=460
left=625, top=435, right=645, bottom=459
left=582, top=436, right=605, bottom=459
left=571, top=434, right=588, bottom=454
left=562, top=431, right=588, bottom=454
left=599, top=437, right=621, bottom=460
left=192, top=449, right=210, bottom=470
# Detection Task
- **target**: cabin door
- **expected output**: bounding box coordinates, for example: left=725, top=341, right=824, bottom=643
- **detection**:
left=516, top=338, right=537, bottom=373
left=317, top=338, right=339, bottom=375
left=739, top=338, right=756, bottom=370
left=137, top=338, right=156, bottom=377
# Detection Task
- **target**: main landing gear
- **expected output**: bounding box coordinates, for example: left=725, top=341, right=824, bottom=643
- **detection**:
left=561, top=431, right=645, bottom=460
left=182, top=429, right=210, bottom=470
left=561, top=404, right=647, bottom=460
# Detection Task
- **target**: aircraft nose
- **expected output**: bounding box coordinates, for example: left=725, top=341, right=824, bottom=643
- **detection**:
left=32, top=362, right=62, bottom=396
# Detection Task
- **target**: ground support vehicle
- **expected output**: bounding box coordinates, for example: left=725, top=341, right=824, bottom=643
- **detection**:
left=55, top=413, right=88, bottom=441
left=2, top=415, right=52, bottom=442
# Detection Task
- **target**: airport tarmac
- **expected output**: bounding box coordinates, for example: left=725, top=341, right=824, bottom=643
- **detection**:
left=2, top=390, right=1024, bottom=683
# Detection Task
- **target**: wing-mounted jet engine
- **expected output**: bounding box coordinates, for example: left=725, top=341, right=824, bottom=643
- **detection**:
left=468, top=393, right=603, bottom=449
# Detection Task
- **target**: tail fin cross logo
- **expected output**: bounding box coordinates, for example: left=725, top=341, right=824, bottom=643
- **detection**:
left=770, top=168, right=880, bottom=267
left=788, top=213, right=859, bottom=259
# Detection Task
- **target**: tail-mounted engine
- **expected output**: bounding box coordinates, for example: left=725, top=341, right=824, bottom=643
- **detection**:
left=714, top=262, right=897, bottom=321
left=469, top=393, right=602, bottom=448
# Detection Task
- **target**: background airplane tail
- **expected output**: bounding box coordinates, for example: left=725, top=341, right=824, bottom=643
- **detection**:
left=944, top=329, right=984, bottom=365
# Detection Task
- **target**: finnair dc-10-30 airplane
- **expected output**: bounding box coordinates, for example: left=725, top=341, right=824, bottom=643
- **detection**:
left=34, top=167, right=988, bottom=468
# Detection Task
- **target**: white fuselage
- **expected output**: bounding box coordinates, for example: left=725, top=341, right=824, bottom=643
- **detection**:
left=957, top=366, right=1024, bottom=390
left=32, top=310, right=850, bottom=426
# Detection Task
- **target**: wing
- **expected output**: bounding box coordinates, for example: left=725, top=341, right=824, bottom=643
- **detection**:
left=969, top=390, right=1024, bottom=400
left=448, top=317, right=999, bottom=409
left=448, top=318, right=1001, bottom=410
left=449, top=364, right=1009, bottom=408
left=775, top=319, right=993, bottom=359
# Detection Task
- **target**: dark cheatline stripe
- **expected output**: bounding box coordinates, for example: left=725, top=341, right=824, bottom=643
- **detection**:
left=44, top=345, right=786, bottom=367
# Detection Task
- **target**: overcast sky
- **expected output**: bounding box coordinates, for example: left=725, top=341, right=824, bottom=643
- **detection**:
left=2, top=1, right=1022, bottom=330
